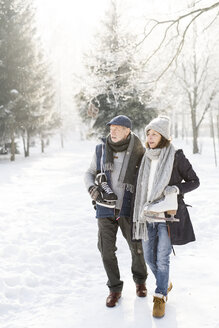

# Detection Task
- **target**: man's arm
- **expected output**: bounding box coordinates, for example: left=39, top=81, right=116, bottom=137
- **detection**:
left=84, top=151, right=97, bottom=191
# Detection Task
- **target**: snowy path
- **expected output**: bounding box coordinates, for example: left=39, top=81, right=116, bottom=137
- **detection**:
left=0, top=138, right=218, bottom=328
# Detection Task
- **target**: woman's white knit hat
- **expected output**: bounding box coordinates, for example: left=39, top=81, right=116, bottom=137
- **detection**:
left=145, top=115, right=171, bottom=140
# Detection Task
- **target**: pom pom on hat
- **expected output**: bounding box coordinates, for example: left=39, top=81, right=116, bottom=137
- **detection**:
left=145, top=115, right=171, bottom=140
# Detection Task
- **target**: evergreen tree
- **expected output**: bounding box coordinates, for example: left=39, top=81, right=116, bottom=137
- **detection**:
left=19, top=50, right=59, bottom=157
left=76, top=0, right=156, bottom=136
left=0, top=0, right=59, bottom=160
left=37, top=61, right=61, bottom=153
left=0, top=0, right=21, bottom=159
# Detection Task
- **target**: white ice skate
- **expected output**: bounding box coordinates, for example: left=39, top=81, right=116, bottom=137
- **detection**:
left=144, top=193, right=179, bottom=222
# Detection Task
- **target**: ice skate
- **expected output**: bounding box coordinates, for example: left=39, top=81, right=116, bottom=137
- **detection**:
left=144, top=193, right=179, bottom=222
left=95, top=173, right=117, bottom=208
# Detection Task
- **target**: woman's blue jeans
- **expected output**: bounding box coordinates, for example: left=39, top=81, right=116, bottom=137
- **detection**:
left=142, top=222, right=172, bottom=296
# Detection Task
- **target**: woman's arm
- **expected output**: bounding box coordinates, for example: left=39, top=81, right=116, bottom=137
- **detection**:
left=173, top=150, right=200, bottom=195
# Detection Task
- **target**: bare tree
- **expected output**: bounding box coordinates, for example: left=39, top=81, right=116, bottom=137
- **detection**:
left=177, top=25, right=218, bottom=153
left=136, top=2, right=219, bottom=81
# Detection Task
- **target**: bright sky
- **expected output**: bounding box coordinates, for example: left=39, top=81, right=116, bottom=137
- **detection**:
left=34, top=0, right=215, bottom=60
left=35, top=0, right=109, bottom=54
left=34, top=0, right=194, bottom=70
left=34, top=0, right=217, bottom=121
left=33, top=0, right=187, bottom=115
left=35, top=0, right=153, bottom=75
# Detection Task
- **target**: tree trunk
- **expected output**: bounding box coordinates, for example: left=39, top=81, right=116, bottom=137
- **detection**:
left=60, top=132, right=64, bottom=148
left=22, top=134, right=29, bottom=157
left=192, top=131, right=199, bottom=153
left=22, top=134, right=27, bottom=157
left=182, top=111, right=185, bottom=139
left=26, top=132, right=30, bottom=157
left=174, top=120, right=178, bottom=138
left=10, top=133, right=16, bottom=161
left=210, top=110, right=217, bottom=167
left=41, top=139, right=45, bottom=153
left=217, top=113, right=219, bottom=150
left=191, top=110, right=199, bottom=153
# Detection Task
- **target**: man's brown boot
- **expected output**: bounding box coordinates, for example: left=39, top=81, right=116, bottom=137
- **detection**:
left=106, top=292, right=121, bottom=307
left=136, top=283, right=147, bottom=297
left=153, top=295, right=166, bottom=318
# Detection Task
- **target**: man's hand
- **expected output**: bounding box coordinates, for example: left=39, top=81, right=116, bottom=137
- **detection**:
left=164, top=185, right=179, bottom=196
left=89, top=185, right=100, bottom=201
left=92, top=200, right=97, bottom=210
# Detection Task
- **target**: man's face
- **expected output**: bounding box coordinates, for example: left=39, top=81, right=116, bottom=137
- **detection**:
left=110, top=125, right=130, bottom=143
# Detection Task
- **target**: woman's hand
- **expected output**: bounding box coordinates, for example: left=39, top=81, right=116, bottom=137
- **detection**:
left=164, top=185, right=179, bottom=195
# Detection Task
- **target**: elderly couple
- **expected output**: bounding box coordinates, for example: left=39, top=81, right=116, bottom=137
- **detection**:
left=84, top=115, right=199, bottom=318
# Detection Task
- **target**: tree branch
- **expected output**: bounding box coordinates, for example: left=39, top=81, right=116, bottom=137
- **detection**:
left=136, top=2, right=219, bottom=82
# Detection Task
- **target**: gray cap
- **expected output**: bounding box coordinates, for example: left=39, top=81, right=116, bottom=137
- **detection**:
left=145, top=115, right=171, bottom=140
left=106, top=115, right=132, bottom=129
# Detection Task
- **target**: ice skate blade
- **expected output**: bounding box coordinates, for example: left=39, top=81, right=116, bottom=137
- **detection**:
left=145, top=214, right=180, bottom=222
left=96, top=201, right=116, bottom=209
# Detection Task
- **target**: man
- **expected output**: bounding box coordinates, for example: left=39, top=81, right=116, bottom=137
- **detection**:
left=84, top=115, right=147, bottom=308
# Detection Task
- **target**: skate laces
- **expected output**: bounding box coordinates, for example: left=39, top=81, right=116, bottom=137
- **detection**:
left=101, top=182, right=113, bottom=194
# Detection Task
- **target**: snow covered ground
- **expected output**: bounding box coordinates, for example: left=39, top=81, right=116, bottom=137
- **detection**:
left=0, top=135, right=218, bottom=328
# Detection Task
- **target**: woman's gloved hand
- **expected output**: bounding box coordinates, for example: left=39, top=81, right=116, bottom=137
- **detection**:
left=164, top=185, right=179, bottom=196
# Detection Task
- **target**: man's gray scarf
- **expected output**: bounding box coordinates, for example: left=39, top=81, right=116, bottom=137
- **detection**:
left=133, top=144, right=176, bottom=240
left=104, top=132, right=144, bottom=193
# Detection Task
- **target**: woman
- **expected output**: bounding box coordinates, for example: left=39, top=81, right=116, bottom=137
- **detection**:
left=133, top=115, right=200, bottom=318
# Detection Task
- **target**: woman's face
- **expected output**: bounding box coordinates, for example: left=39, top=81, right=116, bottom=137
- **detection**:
left=146, top=129, right=162, bottom=148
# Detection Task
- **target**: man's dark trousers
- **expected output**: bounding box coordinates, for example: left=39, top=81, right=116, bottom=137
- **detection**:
left=97, top=212, right=147, bottom=292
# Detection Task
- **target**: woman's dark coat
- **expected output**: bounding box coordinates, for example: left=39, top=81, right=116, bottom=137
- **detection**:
left=131, top=149, right=200, bottom=246
left=167, top=149, right=200, bottom=245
